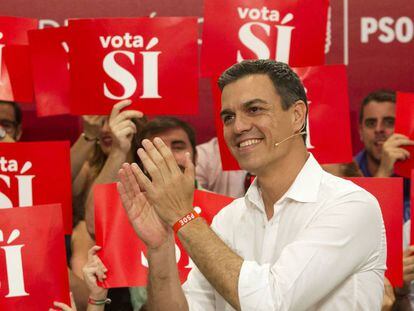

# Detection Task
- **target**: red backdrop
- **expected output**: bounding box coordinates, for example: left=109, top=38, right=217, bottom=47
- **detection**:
left=1, top=0, right=413, bottom=152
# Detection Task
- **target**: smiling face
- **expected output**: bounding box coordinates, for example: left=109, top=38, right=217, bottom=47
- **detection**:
left=220, top=74, right=303, bottom=175
left=359, top=100, right=395, bottom=162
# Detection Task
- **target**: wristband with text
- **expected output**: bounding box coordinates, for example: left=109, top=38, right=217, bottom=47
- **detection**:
left=88, top=297, right=111, bottom=305
left=173, top=211, right=200, bottom=233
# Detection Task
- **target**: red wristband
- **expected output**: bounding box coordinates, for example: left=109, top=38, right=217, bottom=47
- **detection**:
left=173, top=211, right=200, bottom=233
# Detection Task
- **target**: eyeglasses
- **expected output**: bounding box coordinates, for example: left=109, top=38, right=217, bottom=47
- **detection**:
left=0, top=119, right=18, bottom=133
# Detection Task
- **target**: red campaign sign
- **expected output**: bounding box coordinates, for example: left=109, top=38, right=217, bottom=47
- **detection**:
left=201, top=0, right=329, bottom=77
left=68, top=18, right=198, bottom=115
left=28, top=27, right=71, bottom=117
left=214, top=65, right=353, bottom=170
left=0, top=142, right=73, bottom=234
left=0, top=16, right=38, bottom=102
left=3, top=45, right=33, bottom=103
left=0, top=204, right=70, bottom=310
left=394, top=92, right=414, bottom=178
left=94, top=183, right=234, bottom=287
left=348, top=177, right=403, bottom=287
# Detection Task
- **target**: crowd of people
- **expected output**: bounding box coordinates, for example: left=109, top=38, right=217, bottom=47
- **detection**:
left=1, top=59, right=413, bottom=310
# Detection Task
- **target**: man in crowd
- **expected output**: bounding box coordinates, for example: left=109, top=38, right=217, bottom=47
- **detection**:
left=0, top=100, right=22, bottom=142
left=356, top=90, right=414, bottom=179
left=118, top=60, right=386, bottom=310
left=356, top=90, right=414, bottom=219
left=357, top=91, right=414, bottom=309
left=135, top=116, right=197, bottom=174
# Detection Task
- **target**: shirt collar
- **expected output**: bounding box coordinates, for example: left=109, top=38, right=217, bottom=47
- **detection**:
left=245, top=153, right=323, bottom=209
left=284, top=153, right=323, bottom=203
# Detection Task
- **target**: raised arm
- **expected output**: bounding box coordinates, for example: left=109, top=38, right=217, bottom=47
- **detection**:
left=70, top=116, right=103, bottom=181
left=118, top=163, right=188, bottom=311
left=84, top=100, right=143, bottom=236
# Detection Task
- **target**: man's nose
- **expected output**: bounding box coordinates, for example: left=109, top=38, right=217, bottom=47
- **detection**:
left=233, top=114, right=252, bottom=134
left=374, top=120, right=385, bottom=133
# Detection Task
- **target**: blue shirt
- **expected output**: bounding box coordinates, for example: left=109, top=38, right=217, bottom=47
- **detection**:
left=355, top=149, right=411, bottom=222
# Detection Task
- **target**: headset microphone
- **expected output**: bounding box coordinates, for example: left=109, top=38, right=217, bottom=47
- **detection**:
left=274, top=131, right=307, bottom=147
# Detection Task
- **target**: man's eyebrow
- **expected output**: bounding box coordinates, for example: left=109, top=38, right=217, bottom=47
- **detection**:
left=220, top=98, right=269, bottom=117
left=242, top=98, right=269, bottom=107
left=220, top=109, right=233, bottom=118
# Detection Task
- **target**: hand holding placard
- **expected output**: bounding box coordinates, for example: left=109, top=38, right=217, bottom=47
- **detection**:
left=376, top=133, right=414, bottom=177
left=83, top=246, right=109, bottom=301
left=107, top=100, right=143, bottom=155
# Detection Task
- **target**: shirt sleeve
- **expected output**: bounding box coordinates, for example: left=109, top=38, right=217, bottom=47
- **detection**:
left=238, top=190, right=385, bottom=311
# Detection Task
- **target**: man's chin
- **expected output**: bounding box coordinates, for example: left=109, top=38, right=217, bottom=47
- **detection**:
left=236, top=158, right=260, bottom=174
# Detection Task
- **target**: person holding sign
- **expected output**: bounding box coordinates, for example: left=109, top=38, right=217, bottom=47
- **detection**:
left=73, top=100, right=144, bottom=310
left=355, top=90, right=413, bottom=222
left=118, top=60, right=386, bottom=310
left=80, top=99, right=145, bottom=237
left=355, top=90, right=414, bottom=210
left=356, top=90, right=414, bottom=308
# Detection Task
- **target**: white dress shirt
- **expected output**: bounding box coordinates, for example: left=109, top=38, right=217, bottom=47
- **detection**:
left=183, top=154, right=386, bottom=311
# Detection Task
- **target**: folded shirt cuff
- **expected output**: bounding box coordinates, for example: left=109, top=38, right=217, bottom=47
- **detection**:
left=238, top=260, right=273, bottom=311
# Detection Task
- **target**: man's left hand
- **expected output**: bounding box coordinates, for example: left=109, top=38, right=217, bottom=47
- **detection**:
left=134, top=137, right=195, bottom=227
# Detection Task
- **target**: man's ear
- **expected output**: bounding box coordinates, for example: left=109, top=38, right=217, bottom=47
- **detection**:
left=15, top=125, right=22, bottom=141
left=291, top=100, right=307, bottom=133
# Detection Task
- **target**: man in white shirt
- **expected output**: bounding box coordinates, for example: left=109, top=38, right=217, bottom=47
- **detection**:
left=118, top=60, right=386, bottom=310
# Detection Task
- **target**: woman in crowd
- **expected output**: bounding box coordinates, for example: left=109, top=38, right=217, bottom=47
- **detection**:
left=69, top=100, right=145, bottom=310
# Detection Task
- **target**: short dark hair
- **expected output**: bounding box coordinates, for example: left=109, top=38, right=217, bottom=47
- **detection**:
left=359, top=90, right=396, bottom=124
left=218, top=59, right=307, bottom=110
left=0, top=100, right=22, bottom=125
left=218, top=59, right=308, bottom=142
left=135, top=116, right=197, bottom=163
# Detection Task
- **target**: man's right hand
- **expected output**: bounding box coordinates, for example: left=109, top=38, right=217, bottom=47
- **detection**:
left=376, top=133, right=414, bottom=177
left=109, top=100, right=143, bottom=154
left=117, top=163, right=171, bottom=249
